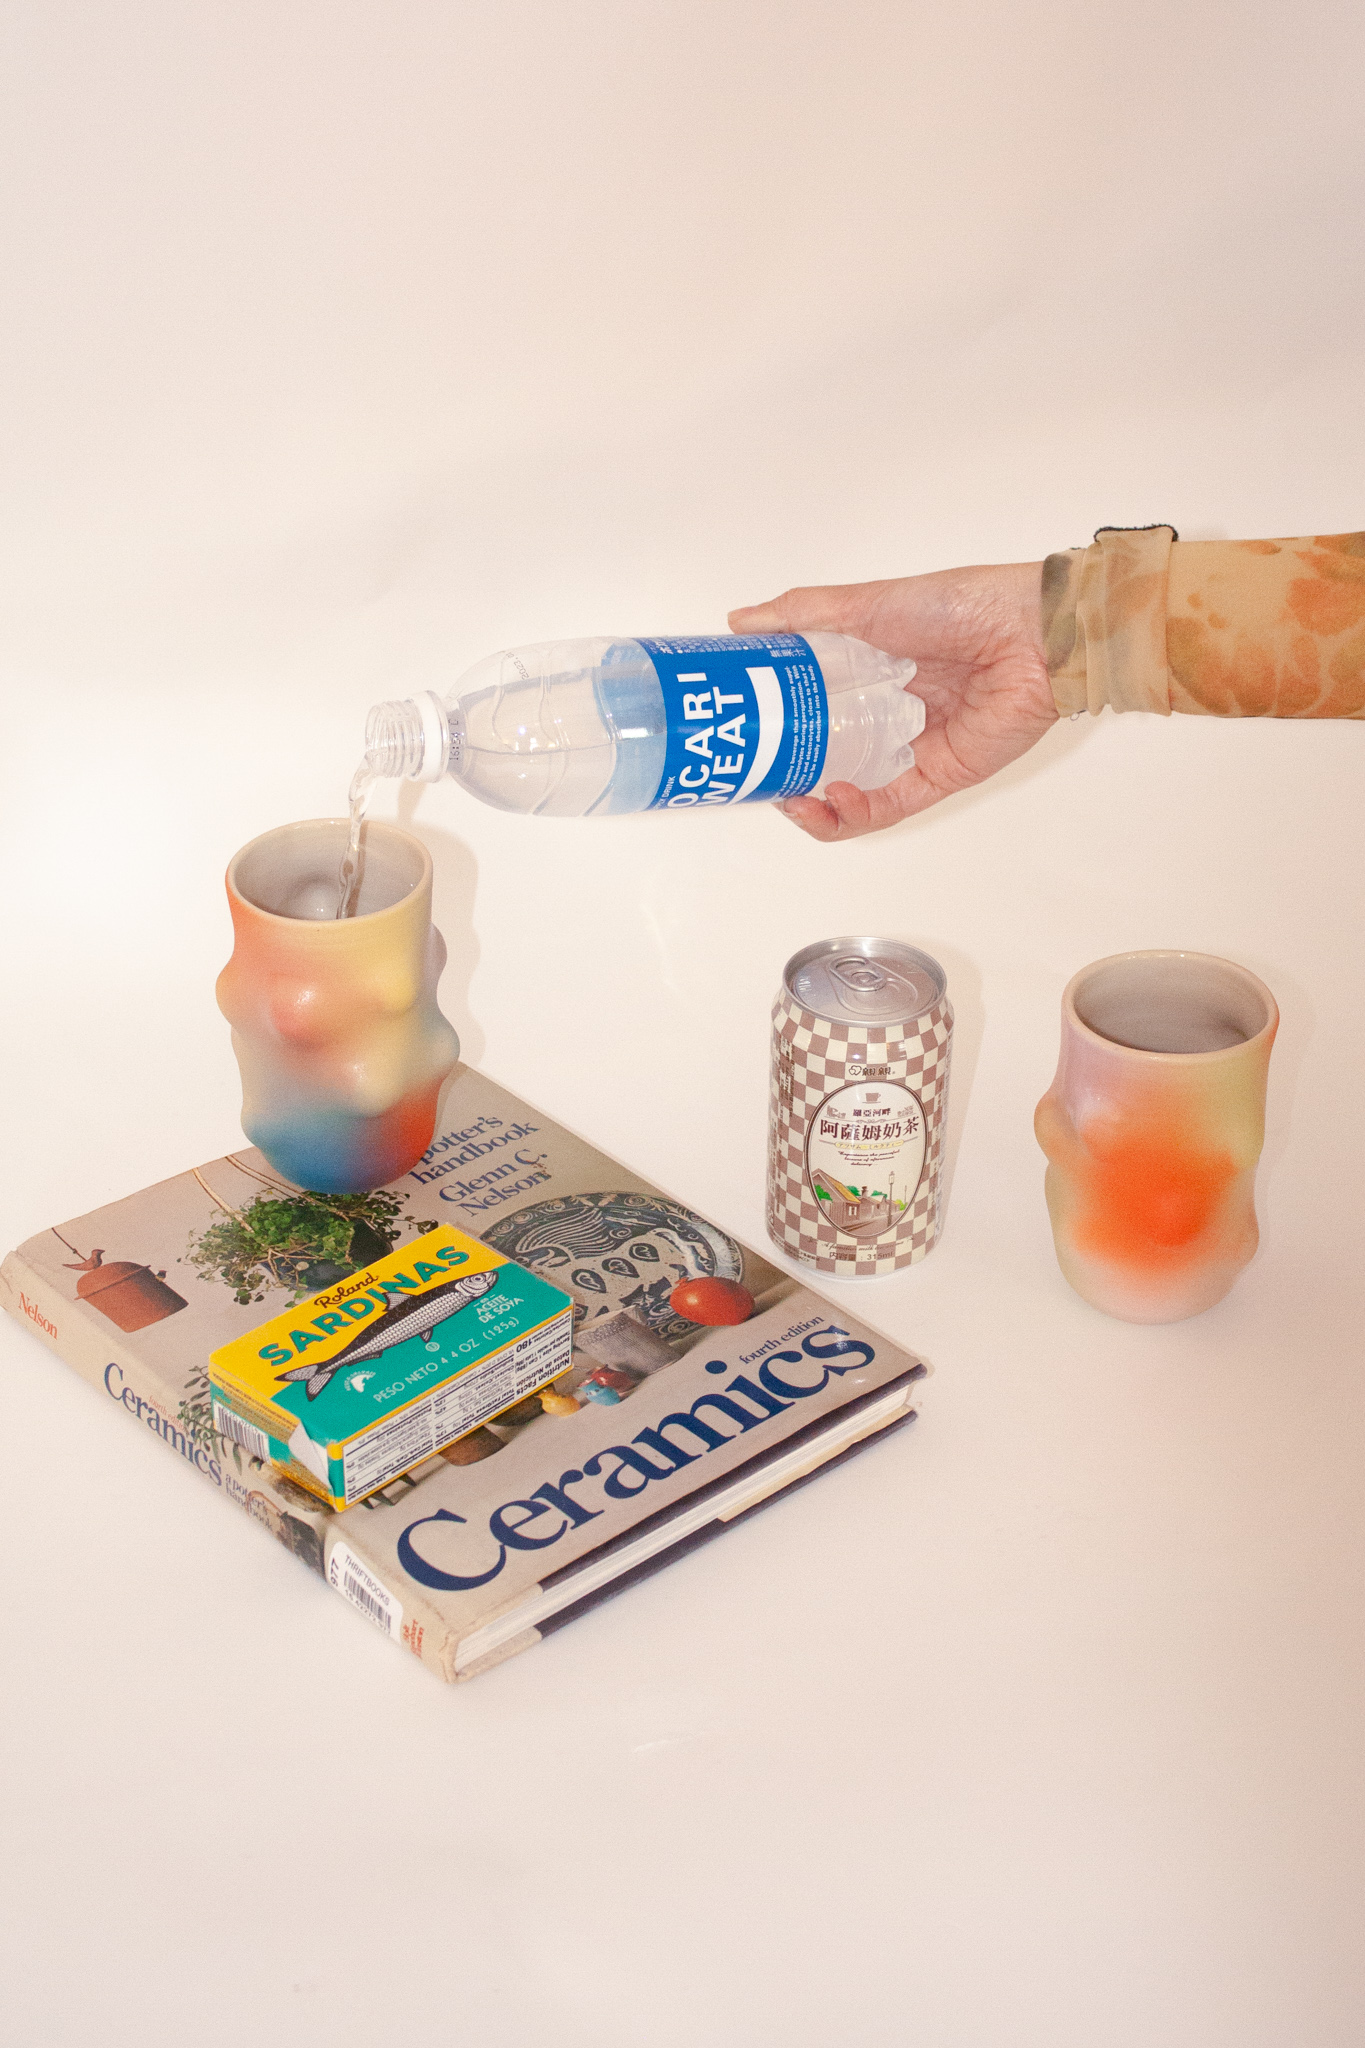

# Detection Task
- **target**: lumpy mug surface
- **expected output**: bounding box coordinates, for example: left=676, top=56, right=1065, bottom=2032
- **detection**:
left=217, top=819, right=460, bottom=1193
left=1035, top=951, right=1277, bottom=1324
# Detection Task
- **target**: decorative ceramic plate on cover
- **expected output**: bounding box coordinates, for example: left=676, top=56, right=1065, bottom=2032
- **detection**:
left=481, top=1190, right=744, bottom=1343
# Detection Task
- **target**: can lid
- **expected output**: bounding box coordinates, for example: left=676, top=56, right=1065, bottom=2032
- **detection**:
left=784, top=937, right=946, bottom=1026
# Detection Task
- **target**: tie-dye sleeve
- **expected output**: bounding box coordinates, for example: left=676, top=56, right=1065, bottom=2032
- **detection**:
left=1041, top=525, right=1365, bottom=719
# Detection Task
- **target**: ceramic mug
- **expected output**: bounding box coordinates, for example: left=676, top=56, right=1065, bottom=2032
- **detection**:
left=1034, top=950, right=1278, bottom=1323
left=216, top=819, right=460, bottom=1193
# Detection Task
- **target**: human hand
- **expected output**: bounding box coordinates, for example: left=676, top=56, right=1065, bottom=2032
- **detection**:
left=728, top=562, right=1057, bottom=841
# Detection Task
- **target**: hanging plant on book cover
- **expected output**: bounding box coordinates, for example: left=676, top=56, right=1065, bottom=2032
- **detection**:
left=185, top=1188, right=423, bottom=1306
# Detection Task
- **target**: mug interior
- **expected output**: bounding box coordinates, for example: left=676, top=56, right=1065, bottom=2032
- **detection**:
left=1072, top=953, right=1274, bottom=1056
left=231, top=820, right=425, bottom=921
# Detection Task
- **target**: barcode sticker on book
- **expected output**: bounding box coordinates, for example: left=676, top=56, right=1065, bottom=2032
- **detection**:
left=212, top=1400, right=269, bottom=1462
left=327, top=1539, right=402, bottom=1639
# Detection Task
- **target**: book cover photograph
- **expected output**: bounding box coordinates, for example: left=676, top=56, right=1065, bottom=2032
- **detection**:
left=2, top=1063, right=927, bottom=1683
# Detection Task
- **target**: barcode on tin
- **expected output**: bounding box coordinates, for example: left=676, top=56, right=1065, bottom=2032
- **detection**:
left=327, top=1539, right=402, bottom=1639
left=213, top=1401, right=269, bottom=1460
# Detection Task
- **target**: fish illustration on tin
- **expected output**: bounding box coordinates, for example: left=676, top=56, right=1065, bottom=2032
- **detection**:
left=275, top=1267, right=503, bottom=1401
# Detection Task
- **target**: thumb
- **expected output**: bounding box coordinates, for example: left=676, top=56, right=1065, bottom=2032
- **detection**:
left=727, top=596, right=791, bottom=633
left=727, top=584, right=873, bottom=637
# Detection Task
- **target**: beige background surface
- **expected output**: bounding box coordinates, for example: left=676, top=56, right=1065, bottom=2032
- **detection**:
left=2, top=3, right=1363, bottom=2043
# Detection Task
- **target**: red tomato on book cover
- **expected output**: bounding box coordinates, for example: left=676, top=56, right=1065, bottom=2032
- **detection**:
left=669, top=1277, right=755, bottom=1326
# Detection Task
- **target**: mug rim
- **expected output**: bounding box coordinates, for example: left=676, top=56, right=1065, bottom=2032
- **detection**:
left=1061, top=948, right=1278, bottom=1062
left=225, top=816, right=431, bottom=925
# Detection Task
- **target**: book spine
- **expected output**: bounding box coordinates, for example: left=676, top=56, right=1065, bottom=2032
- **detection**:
left=0, top=1250, right=228, bottom=1483
left=319, top=1523, right=466, bottom=1682
left=0, top=1249, right=464, bottom=1684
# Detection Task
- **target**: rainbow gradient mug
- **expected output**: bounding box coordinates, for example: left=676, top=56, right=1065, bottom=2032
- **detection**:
left=217, top=819, right=460, bottom=1193
left=1035, top=951, right=1278, bottom=1323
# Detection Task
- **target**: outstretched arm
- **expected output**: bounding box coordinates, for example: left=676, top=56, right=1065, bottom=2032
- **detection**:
left=728, top=561, right=1056, bottom=843
left=733, top=525, right=1365, bottom=842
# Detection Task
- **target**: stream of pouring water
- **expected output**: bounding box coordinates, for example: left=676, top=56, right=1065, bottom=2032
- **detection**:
left=336, top=755, right=380, bottom=918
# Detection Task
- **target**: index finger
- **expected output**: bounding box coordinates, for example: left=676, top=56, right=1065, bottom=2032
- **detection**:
left=780, top=766, right=945, bottom=843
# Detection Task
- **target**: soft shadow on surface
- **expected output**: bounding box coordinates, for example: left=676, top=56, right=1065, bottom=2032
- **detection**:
left=905, top=935, right=983, bottom=1225
left=395, top=784, right=485, bottom=1069
left=1237, top=951, right=1314, bottom=1261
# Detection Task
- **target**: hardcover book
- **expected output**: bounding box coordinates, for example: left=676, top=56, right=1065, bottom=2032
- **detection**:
left=1, top=1066, right=927, bottom=1682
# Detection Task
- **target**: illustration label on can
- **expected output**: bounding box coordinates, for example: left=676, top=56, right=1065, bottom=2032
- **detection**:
left=637, top=635, right=829, bottom=809
left=805, top=1082, right=926, bottom=1241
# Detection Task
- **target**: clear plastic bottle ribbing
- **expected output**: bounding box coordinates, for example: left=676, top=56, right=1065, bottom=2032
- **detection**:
left=364, top=632, right=925, bottom=818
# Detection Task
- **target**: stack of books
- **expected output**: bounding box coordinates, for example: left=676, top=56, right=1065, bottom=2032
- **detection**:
left=2, top=1066, right=927, bottom=1682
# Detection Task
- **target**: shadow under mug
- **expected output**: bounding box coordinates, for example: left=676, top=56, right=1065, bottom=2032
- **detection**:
left=1034, top=950, right=1278, bottom=1324
left=216, top=819, right=460, bottom=1194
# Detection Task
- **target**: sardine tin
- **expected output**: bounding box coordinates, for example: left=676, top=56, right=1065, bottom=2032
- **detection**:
left=209, top=1225, right=573, bottom=1510
left=768, top=938, right=954, bottom=1278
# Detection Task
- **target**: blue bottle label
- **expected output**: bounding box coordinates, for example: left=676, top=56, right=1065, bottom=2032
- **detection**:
left=637, top=635, right=829, bottom=809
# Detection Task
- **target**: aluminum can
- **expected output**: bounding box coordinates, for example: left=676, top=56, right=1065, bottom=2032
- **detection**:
left=767, top=938, right=953, bottom=1278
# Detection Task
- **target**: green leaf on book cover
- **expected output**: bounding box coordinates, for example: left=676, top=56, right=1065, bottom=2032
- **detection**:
left=176, top=1359, right=262, bottom=1464
left=177, top=1361, right=220, bottom=1451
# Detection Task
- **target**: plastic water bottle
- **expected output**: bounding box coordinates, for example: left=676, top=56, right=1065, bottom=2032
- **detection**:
left=361, top=633, right=924, bottom=818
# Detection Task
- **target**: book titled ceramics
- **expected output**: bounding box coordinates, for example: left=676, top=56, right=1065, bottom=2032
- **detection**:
left=2, top=1066, right=927, bottom=1683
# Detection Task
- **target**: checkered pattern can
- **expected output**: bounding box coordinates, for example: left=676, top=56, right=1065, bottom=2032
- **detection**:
left=767, top=938, right=953, bottom=1278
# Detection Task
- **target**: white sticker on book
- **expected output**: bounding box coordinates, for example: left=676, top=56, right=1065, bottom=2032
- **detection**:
left=327, top=1540, right=402, bottom=1639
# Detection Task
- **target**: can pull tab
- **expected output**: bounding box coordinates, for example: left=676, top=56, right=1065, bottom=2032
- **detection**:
left=826, top=955, right=920, bottom=1016
left=829, top=958, right=889, bottom=997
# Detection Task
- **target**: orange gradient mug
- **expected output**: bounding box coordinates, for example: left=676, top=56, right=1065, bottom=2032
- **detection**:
left=1035, top=951, right=1278, bottom=1324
